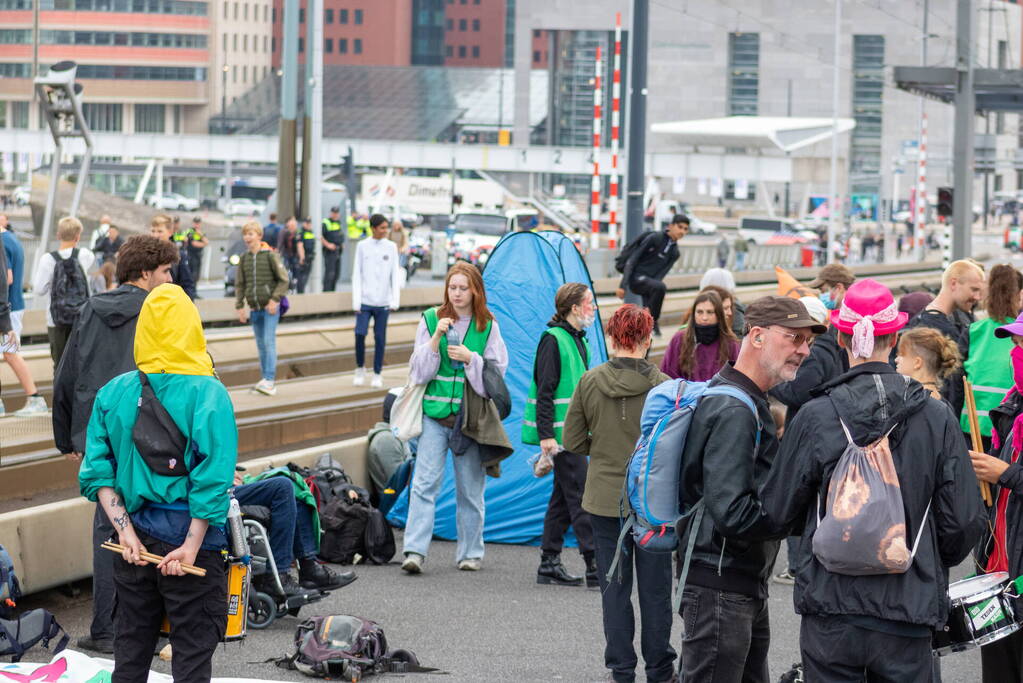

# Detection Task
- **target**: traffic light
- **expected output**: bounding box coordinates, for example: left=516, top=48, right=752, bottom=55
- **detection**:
left=937, top=186, right=954, bottom=217
left=339, top=152, right=353, bottom=178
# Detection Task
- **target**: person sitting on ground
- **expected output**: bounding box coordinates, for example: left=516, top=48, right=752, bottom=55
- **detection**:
left=895, top=327, right=962, bottom=404
left=562, top=304, right=676, bottom=683
left=234, top=220, right=290, bottom=397
left=660, top=289, right=738, bottom=381
left=149, top=213, right=196, bottom=300
left=761, top=278, right=985, bottom=682
left=699, top=268, right=746, bottom=338
left=615, top=214, right=688, bottom=336
left=367, top=389, right=414, bottom=504
left=53, top=235, right=179, bottom=655
left=78, top=283, right=237, bottom=681
left=233, top=467, right=356, bottom=595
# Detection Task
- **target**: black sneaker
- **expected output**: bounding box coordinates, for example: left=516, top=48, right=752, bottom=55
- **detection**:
left=254, top=570, right=306, bottom=598
left=77, top=636, right=114, bottom=654
left=300, top=559, right=357, bottom=591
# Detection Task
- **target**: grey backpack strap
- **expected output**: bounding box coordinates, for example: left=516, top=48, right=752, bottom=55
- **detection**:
left=672, top=499, right=706, bottom=614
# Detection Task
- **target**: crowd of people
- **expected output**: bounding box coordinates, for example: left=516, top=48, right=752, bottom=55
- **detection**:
left=7, top=206, right=1023, bottom=682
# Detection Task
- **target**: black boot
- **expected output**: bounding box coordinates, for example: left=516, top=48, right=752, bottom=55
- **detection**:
left=299, top=557, right=357, bottom=591
left=583, top=553, right=599, bottom=589
left=536, top=553, right=583, bottom=586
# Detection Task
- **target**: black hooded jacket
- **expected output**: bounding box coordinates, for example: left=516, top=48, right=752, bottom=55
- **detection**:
left=770, top=326, right=849, bottom=421
left=761, top=362, right=986, bottom=629
left=52, top=284, right=150, bottom=454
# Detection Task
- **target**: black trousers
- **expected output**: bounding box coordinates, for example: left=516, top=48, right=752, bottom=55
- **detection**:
left=592, top=514, right=676, bottom=683
left=800, top=614, right=933, bottom=682
left=629, top=276, right=667, bottom=324
left=112, top=532, right=227, bottom=683
left=47, top=324, right=73, bottom=370
left=981, top=627, right=1023, bottom=683
left=323, top=249, right=342, bottom=291
left=90, top=505, right=116, bottom=640
left=679, top=583, right=770, bottom=683
left=540, top=450, right=594, bottom=555
left=296, top=259, right=314, bottom=294
left=187, top=250, right=203, bottom=282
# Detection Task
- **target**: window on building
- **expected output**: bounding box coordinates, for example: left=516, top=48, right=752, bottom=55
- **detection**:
left=446, top=18, right=453, bottom=29
left=533, top=49, right=540, bottom=62
left=242, top=2, right=246, bottom=19
left=82, top=103, right=122, bottom=131
left=446, top=45, right=452, bottom=56
left=325, top=37, right=332, bottom=52
left=233, top=33, right=237, bottom=50
left=242, top=64, right=247, bottom=82
left=460, top=0, right=466, bottom=4
left=12, top=101, right=29, bottom=129
left=271, top=6, right=275, bottom=22
left=340, top=8, right=347, bottom=22
left=222, top=1, right=226, bottom=17
left=298, top=7, right=303, bottom=22
left=326, top=8, right=332, bottom=23
left=339, top=38, right=347, bottom=53
left=233, top=1, right=237, bottom=19
left=727, top=32, right=758, bottom=116
left=458, top=45, right=466, bottom=57
left=459, top=18, right=466, bottom=30
left=264, top=35, right=268, bottom=52
left=232, top=64, right=237, bottom=82
left=472, top=45, right=479, bottom=57
left=271, top=37, right=275, bottom=52
left=354, top=38, right=362, bottom=53
left=354, top=8, right=362, bottom=24
left=263, top=4, right=267, bottom=21
left=995, top=174, right=1004, bottom=192
left=850, top=34, right=885, bottom=195
left=242, top=34, right=247, bottom=51
left=298, top=36, right=304, bottom=52
left=472, top=19, right=479, bottom=31
left=222, top=33, right=226, bottom=50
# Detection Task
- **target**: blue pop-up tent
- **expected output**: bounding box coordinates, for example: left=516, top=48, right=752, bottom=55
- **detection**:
left=387, top=230, right=607, bottom=544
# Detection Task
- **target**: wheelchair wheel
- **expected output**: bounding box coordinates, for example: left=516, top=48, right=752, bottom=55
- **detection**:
left=247, top=591, right=276, bottom=629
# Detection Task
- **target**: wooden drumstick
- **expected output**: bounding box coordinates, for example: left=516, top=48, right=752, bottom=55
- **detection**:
left=101, top=541, right=207, bottom=577
left=963, top=378, right=994, bottom=507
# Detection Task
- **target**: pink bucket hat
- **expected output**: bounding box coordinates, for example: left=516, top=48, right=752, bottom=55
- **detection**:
left=830, top=278, right=909, bottom=357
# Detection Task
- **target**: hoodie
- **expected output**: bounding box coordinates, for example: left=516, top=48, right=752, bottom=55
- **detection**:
left=79, top=284, right=236, bottom=547
left=562, top=357, right=669, bottom=517
left=52, top=283, right=150, bottom=454
left=761, top=362, right=986, bottom=630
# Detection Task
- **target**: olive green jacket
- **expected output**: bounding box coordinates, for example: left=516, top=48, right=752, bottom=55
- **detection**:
left=235, top=247, right=289, bottom=311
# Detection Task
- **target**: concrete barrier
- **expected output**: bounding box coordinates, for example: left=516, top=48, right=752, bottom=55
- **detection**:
left=0, top=436, right=371, bottom=596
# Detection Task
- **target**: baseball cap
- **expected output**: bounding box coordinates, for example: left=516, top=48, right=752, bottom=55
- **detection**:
left=745, top=295, right=827, bottom=334
left=330, top=205, right=340, bottom=212
left=809, top=263, right=855, bottom=289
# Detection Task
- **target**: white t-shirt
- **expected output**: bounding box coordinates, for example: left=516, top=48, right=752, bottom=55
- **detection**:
left=32, top=246, right=94, bottom=326
left=352, top=237, right=401, bottom=310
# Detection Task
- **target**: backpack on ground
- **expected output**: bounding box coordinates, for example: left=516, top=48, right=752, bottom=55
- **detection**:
left=812, top=405, right=929, bottom=576
left=362, top=508, right=396, bottom=565
left=289, top=456, right=353, bottom=511
left=48, top=249, right=89, bottom=327
left=275, top=614, right=436, bottom=680
left=377, top=458, right=414, bottom=518
left=0, top=609, right=69, bottom=662
left=605, top=378, right=760, bottom=611
left=0, top=544, right=21, bottom=619
left=613, top=231, right=658, bottom=274
left=318, top=486, right=395, bottom=565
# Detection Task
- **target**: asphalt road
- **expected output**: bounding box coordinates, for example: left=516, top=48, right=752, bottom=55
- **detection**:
left=18, top=532, right=983, bottom=682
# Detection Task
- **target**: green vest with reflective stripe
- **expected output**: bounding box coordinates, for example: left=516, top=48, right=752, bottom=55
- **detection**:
left=960, top=316, right=1014, bottom=438
left=422, top=307, right=492, bottom=419
left=522, top=326, right=588, bottom=445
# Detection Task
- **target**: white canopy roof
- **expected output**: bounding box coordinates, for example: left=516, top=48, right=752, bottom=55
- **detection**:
left=651, top=116, right=857, bottom=153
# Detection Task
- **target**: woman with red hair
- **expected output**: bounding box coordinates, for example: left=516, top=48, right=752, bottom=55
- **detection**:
left=400, top=262, right=508, bottom=574
left=562, top=304, right=677, bottom=681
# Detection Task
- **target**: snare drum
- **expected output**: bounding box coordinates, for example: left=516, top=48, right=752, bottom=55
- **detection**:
left=933, top=572, right=1020, bottom=657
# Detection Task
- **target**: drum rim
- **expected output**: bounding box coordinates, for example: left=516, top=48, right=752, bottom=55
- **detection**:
left=948, top=572, right=1010, bottom=602
left=933, top=621, right=1020, bottom=657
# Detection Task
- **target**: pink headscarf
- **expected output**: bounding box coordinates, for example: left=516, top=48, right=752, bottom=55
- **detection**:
left=835, top=299, right=901, bottom=358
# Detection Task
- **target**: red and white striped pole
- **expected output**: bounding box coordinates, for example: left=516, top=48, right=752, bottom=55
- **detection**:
left=590, top=45, right=603, bottom=251
left=608, top=13, right=622, bottom=250
left=915, top=113, right=928, bottom=260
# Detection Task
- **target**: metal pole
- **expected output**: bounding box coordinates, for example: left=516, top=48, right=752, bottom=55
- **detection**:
left=827, top=0, right=842, bottom=264
left=300, top=5, right=314, bottom=220
left=624, top=0, right=648, bottom=247
left=608, top=12, right=623, bottom=248
left=952, top=0, right=976, bottom=261
left=308, top=0, right=323, bottom=292
left=221, top=65, right=228, bottom=133
left=784, top=79, right=792, bottom=217
left=39, top=144, right=60, bottom=254
left=276, top=0, right=299, bottom=220
left=983, top=2, right=993, bottom=232
left=589, top=45, right=603, bottom=251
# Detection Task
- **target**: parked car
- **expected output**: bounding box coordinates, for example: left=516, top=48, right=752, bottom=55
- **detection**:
left=224, top=198, right=266, bottom=217
left=147, top=192, right=200, bottom=211
left=378, top=204, right=424, bottom=227
left=12, top=185, right=30, bottom=206
left=687, top=214, right=718, bottom=235
left=445, top=211, right=508, bottom=267
left=738, top=216, right=816, bottom=245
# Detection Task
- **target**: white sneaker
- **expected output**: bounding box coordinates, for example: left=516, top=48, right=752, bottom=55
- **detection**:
left=254, top=379, right=277, bottom=396
left=14, top=395, right=48, bottom=416
left=457, top=558, right=481, bottom=571
left=353, top=367, right=367, bottom=386
left=401, top=552, right=424, bottom=574
left=371, top=373, right=383, bottom=388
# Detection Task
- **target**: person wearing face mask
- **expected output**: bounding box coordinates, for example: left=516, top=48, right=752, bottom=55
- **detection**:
left=971, top=319, right=1023, bottom=681
left=523, top=282, right=598, bottom=587
left=660, top=290, right=738, bottom=381
left=769, top=264, right=855, bottom=425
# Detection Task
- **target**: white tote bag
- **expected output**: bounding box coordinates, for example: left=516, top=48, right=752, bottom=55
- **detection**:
left=390, top=382, right=426, bottom=441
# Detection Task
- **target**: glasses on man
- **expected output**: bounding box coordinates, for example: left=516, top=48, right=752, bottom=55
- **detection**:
left=767, top=327, right=816, bottom=348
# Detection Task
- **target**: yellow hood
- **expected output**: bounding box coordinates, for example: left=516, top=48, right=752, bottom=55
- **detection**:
left=134, top=283, right=214, bottom=376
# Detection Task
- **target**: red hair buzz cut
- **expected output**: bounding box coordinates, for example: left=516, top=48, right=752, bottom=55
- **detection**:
left=607, top=304, right=653, bottom=351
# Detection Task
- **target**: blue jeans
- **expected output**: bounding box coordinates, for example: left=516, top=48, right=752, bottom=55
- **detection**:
left=234, top=477, right=318, bottom=572
left=250, top=308, right=280, bottom=381
left=735, top=251, right=746, bottom=271
left=403, top=416, right=486, bottom=563
left=355, top=305, right=390, bottom=374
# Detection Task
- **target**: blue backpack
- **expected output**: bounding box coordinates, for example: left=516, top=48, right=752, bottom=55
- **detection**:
left=606, top=378, right=760, bottom=609
left=0, top=544, right=20, bottom=619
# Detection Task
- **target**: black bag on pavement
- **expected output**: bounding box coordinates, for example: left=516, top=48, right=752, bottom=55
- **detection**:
left=363, top=508, right=396, bottom=565
left=319, top=495, right=371, bottom=565
left=48, top=249, right=89, bottom=327
left=291, top=456, right=354, bottom=511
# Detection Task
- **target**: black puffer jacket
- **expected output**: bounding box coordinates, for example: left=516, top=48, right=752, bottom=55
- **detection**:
left=761, top=362, right=986, bottom=628
left=52, top=284, right=149, bottom=454
left=676, top=364, right=779, bottom=599
left=979, top=389, right=1023, bottom=619
left=770, top=326, right=848, bottom=421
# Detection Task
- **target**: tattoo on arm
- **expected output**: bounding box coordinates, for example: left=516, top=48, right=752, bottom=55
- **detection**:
left=113, top=513, right=130, bottom=531
left=186, top=531, right=194, bottom=539
left=111, top=496, right=121, bottom=508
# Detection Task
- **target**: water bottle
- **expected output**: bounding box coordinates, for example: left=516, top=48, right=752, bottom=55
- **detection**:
left=446, top=326, right=464, bottom=370
left=227, top=497, right=249, bottom=562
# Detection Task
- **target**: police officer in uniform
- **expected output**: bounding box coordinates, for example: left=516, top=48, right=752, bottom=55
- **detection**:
left=185, top=216, right=209, bottom=284
left=171, top=216, right=190, bottom=273
left=297, top=217, right=317, bottom=294
left=321, top=206, right=345, bottom=291
left=347, top=213, right=370, bottom=241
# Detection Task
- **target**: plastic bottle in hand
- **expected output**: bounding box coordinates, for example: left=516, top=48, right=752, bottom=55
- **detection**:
left=446, top=327, right=464, bottom=370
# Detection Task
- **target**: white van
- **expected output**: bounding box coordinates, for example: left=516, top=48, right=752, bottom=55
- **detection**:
left=738, top=216, right=815, bottom=245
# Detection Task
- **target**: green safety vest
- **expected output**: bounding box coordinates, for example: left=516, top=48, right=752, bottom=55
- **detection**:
left=347, top=216, right=365, bottom=239
left=522, top=327, right=589, bottom=445
left=323, top=218, right=342, bottom=232
left=171, top=232, right=188, bottom=245
left=960, top=316, right=1014, bottom=438
left=422, top=307, right=492, bottom=419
